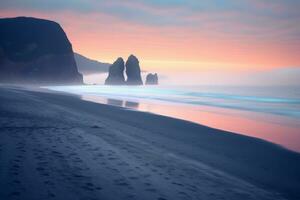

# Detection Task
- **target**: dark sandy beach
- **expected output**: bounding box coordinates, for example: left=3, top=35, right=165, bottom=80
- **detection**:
left=0, top=85, right=300, bottom=200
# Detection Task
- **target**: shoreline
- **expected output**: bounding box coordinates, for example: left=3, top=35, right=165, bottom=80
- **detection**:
left=1, top=85, right=300, bottom=200
left=47, top=85, right=300, bottom=153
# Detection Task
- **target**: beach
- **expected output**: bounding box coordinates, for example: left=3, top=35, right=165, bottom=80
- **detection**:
left=47, top=85, right=300, bottom=152
left=0, top=85, right=300, bottom=200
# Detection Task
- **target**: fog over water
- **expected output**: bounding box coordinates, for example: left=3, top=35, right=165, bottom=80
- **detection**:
left=83, top=66, right=300, bottom=86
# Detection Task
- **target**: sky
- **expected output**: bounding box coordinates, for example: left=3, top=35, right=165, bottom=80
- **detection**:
left=1, top=0, right=300, bottom=85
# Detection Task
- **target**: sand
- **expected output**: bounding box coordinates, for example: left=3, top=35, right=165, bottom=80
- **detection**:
left=0, top=85, right=299, bottom=200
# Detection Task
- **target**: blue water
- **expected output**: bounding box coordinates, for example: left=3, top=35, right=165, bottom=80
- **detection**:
left=46, top=85, right=300, bottom=120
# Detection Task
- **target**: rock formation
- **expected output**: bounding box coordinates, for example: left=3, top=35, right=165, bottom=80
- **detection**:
left=145, top=73, right=158, bottom=85
left=0, top=17, right=83, bottom=84
left=125, top=55, right=143, bottom=85
left=104, top=58, right=125, bottom=85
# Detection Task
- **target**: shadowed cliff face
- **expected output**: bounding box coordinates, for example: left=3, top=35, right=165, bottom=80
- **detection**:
left=0, top=17, right=83, bottom=84
left=104, top=57, right=125, bottom=85
left=125, top=55, right=143, bottom=85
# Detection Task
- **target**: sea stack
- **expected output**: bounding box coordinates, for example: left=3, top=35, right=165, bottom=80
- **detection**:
left=105, top=57, right=125, bottom=85
left=0, top=17, right=83, bottom=84
left=145, top=73, right=158, bottom=85
left=125, top=55, right=143, bottom=85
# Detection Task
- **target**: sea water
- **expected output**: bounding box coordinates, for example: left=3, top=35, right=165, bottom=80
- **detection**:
left=45, top=85, right=300, bottom=152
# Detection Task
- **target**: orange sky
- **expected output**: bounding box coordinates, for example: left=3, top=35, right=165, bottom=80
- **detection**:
left=1, top=0, right=300, bottom=73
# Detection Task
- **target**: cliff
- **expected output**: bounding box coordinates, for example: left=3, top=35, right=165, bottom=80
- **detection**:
left=0, top=17, right=83, bottom=84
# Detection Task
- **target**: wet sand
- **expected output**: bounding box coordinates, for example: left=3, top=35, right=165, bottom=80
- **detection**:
left=0, top=85, right=300, bottom=200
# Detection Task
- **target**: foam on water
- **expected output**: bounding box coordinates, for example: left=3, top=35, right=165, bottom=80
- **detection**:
left=44, top=84, right=300, bottom=152
left=46, top=85, right=300, bottom=119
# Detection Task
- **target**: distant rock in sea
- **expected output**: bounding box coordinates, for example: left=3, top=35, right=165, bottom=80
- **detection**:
left=104, top=54, right=146, bottom=86
left=0, top=17, right=83, bottom=84
left=145, top=73, right=158, bottom=85
left=105, top=57, right=126, bottom=85
left=125, top=55, right=143, bottom=85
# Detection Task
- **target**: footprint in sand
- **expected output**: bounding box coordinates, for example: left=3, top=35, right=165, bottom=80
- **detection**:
left=12, top=179, right=21, bottom=184
left=187, top=184, right=197, bottom=192
left=44, top=180, right=55, bottom=186
left=117, top=162, right=129, bottom=166
left=51, top=150, right=63, bottom=158
left=128, top=176, right=139, bottom=180
left=108, top=157, right=117, bottom=161
left=73, top=157, right=83, bottom=163
left=145, top=188, right=157, bottom=192
left=91, top=125, right=103, bottom=129
left=9, top=191, right=21, bottom=197
left=178, top=191, right=189, bottom=197
left=157, top=198, right=168, bottom=200
left=85, top=182, right=94, bottom=187
left=81, top=185, right=94, bottom=191
left=172, top=182, right=184, bottom=187
left=37, top=161, right=49, bottom=166
left=114, top=178, right=130, bottom=187
left=144, top=182, right=152, bottom=186
left=48, top=192, right=56, bottom=198
left=11, top=171, right=19, bottom=176
left=97, top=152, right=104, bottom=156
left=11, top=164, right=20, bottom=171
left=42, top=172, right=50, bottom=177
left=95, top=186, right=102, bottom=191
left=36, top=167, right=45, bottom=171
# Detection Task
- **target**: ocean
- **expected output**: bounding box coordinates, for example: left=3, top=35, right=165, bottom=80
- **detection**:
left=45, top=85, right=300, bottom=152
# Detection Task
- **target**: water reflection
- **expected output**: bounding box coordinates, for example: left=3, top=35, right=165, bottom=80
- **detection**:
left=81, top=94, right=300, bottom=153
left=107, top=99, right=123, bottom=107
left=125, top=101, right=139, bottom=109
left=106, top=98, right=139, bottom=109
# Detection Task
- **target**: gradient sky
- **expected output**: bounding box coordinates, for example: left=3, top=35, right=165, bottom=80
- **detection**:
left=1, top=0, right=300, bottom=84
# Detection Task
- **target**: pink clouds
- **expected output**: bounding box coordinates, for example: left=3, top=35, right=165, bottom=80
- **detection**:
left=1, top=2, right=300, bottom=72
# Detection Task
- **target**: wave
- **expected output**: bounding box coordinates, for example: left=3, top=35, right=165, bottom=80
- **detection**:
left=45, top=85, right=300, bottom=119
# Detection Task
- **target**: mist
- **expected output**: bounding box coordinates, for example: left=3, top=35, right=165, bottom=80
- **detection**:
left=83, top=67, right=300, bottom=86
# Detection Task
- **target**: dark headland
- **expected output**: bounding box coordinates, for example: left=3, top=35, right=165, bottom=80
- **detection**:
left=0, top=17, right=83, bottom=84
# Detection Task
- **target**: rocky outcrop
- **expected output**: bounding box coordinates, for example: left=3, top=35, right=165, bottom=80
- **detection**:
left=104, top=58, right=125, bottom=85
left=125, top=55, right=143, bottom=85
left=104, top=54, right=146, bottom=85
left=145, top=73, right=158, bottom=85
left=0, top=17, right=83, bottom=84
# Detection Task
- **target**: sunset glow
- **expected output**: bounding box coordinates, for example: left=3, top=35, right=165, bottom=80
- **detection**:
left=1, top=2, right=300, bottom=199
left=1, top=1, right=300, bottom=72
